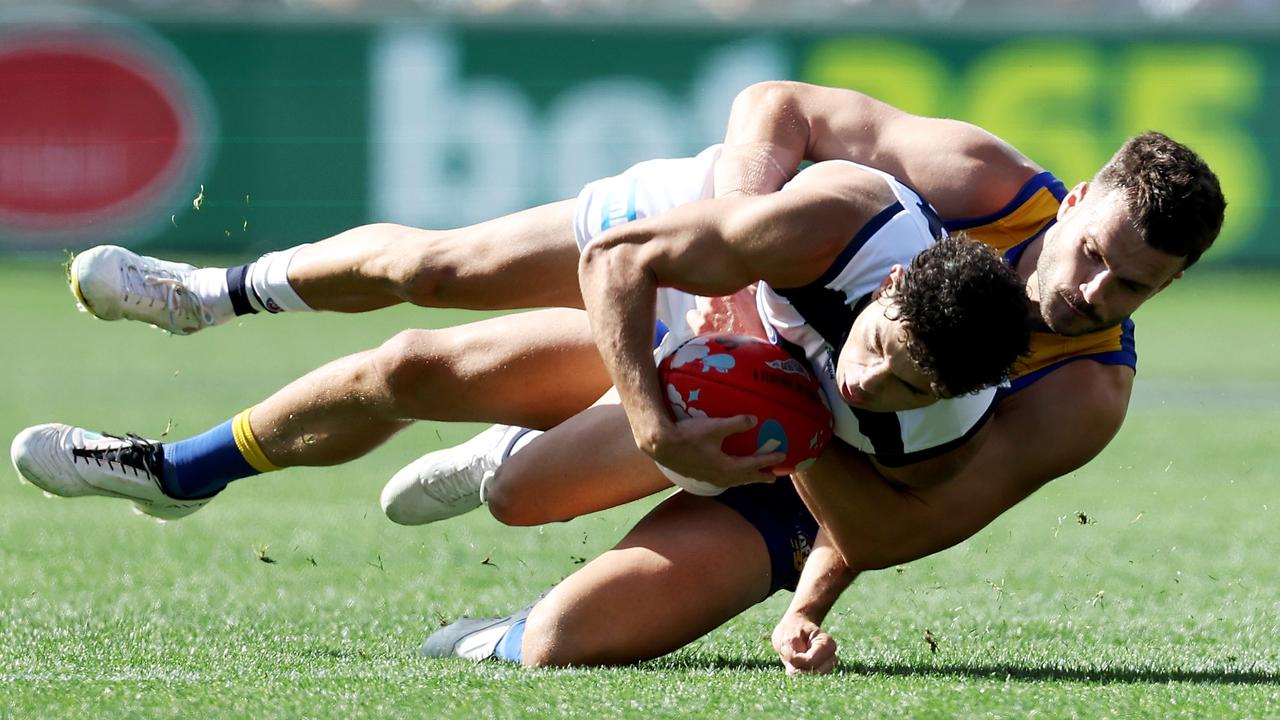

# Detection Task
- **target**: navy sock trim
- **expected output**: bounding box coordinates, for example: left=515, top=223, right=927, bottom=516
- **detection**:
left=226, top=264, right=258, bottom=316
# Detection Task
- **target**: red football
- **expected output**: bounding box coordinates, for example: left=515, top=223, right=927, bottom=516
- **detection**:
left=658, top=334, right=834, bottom=474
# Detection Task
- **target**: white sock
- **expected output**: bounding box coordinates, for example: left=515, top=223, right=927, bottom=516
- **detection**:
left=245, top=245, right=313, bottom=313
left=479, top=428, right=542, bottom=503
left=508, top=429, right=542, bottom=457
left=187, top=267, right=236, bottom=325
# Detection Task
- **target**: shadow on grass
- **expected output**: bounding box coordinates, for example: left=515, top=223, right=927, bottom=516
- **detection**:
left=644, top=655, right=1280, bottom=686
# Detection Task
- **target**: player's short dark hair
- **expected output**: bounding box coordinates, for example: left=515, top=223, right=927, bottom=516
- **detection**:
left=1094, top=131, right=1226, bottom=269
left=888, top=235, right=1031, bottom=397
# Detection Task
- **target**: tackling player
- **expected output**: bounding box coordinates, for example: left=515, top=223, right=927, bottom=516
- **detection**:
left=409, top=84, right=1225, bottom=669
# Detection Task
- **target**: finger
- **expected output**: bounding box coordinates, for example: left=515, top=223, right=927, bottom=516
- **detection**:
left=794, top=633, right=837, bottom=669
left=707, top=413, right=758, bottom=438
left=717, top=469, right=779, bottom=488
left=750, top=452, right=788, bottom=471
left=775, top=643, right=801, bottom=675
left=726, top=455, right=788, bottom=484
left=791, top=653, right=836, bottom=675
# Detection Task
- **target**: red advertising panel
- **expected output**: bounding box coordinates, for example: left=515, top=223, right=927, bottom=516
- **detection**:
left=0, top=23, right=210, bottom=245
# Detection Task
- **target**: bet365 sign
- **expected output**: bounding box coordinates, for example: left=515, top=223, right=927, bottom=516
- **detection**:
left=371, top=28, right=1268, bottom=261
left=0, top=21, right=1272, bottom=263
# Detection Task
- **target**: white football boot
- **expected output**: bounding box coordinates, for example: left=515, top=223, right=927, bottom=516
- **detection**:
left=70, top=245, right=217, bottom=335
left=422, top=610, right=530, bottom=662
left=11, top=424, right=209, bottom=521
left=421, top=595, right=542, bottom=661
left=380, top=425, right=532, bottom=525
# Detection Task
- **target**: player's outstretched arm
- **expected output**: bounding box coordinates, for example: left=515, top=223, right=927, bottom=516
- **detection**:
left=772, top=529, right=849, bottom=675
left=715, top=81, right=1041, bottom=221
left=578, top=163, right=885, bottom=488
left=793, top=361, right=1132, bottom=574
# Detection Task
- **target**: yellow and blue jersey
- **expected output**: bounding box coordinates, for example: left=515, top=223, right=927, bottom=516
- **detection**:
left=945, top=172, right=1137, bottom=393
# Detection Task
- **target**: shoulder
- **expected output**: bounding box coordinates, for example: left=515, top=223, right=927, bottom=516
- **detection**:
left=891, top=120, right=1045, bottom=221
left=993, top=361, right=1134, bottom=476
left=1005, top=361, right=1132, bottom=422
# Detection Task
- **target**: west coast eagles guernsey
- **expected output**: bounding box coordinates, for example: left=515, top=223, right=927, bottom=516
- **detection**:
left=947, top=172, right=1137, bottom=391
left=573, top=148, right=1137, bottom=468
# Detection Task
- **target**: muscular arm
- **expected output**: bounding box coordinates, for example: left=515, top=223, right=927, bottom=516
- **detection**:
left=772, top=529, right=853, bottom=674
left=770, top=362, right=1130, bottom=671
left=794, top=361, right=1133, bottom=572
left=714, top=81, right=1042, bottom=221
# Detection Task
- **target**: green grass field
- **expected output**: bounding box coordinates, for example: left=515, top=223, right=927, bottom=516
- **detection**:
left=1, top=258, right=1277, bottom=719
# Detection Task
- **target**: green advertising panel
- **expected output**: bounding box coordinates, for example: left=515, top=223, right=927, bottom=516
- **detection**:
left=1, top=17, right=1275, bottom=265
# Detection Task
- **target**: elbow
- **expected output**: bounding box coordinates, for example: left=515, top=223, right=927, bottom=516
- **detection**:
left=729, top=82, right=807, bottom=130
left=577, top=238, right=613, bottom=291
left=733, top=81, right=793, bottom=110
left=579, top=236, right=655, bottom=298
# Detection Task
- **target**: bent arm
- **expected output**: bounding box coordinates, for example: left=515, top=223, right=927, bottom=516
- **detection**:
left=715, top=81, right=1041, bottom=220
left=794, top=361, right=1133, bottom=572
left=578, top=164, right=885, bottom=482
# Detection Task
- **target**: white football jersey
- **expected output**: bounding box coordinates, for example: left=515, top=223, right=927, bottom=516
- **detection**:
left=574, top=147, right=996, bottom=470
left=757, top=162, right=995, bottom=466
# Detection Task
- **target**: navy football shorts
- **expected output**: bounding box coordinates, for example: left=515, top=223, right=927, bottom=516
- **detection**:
left=712, top=477, right=818, bottom=595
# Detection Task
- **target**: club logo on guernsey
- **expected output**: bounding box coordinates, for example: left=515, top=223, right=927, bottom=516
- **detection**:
left=599, top=179, right=638, bottom=231
left=791, top=531, right=814, bottom=576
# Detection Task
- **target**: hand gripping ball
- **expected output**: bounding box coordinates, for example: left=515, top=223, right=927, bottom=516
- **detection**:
left=658, top=334, right=834, bottom=474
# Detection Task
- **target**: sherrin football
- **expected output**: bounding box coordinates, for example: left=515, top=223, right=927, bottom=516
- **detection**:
left=658, top=334, right=834, bottom=474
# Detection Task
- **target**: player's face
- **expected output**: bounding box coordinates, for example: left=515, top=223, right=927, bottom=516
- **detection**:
left=1035, top=184, right=1185, bottom=337
left=835, top=273, right=941, bottom=413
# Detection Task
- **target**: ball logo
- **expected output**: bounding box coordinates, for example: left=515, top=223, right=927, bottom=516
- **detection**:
left=0, top=21, right=210, bottom=245
left=765, top=358, right=811, bottom=379
left=669, top=336, right=737, bottom=374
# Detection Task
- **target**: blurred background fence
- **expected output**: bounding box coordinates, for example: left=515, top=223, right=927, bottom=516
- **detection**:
left=1, top=1, right=1277, bottom=265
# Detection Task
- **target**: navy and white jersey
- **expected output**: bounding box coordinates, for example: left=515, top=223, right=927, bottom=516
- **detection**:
left=574, top=149, right=996, bottom=470
left=757, top=161, right=995, bottom=466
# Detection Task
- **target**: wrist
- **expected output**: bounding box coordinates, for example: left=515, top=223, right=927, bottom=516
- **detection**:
left=784, top=600, right=828, bottom=626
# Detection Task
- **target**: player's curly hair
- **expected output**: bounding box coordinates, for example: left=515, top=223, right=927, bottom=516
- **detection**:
left=1095, top=131, right=1225, bottom=269
left=886, top=235, right=1031, bottom=397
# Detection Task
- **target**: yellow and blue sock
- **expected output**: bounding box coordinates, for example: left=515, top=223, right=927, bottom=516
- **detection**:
left=160, top=408, right=280, bottom=499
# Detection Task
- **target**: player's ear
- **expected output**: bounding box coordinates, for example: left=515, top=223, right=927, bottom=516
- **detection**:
left=1058, top=181, right=1089, bottom=221
left=872, top=264, right=905, bottom=301
left=1153, top=270, right=1184, bottom=295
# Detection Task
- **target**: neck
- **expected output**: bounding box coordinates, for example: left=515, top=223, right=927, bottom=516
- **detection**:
left=1015, top=231, right=1050, bottom=329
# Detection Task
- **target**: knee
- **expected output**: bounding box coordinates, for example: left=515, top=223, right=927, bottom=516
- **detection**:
left=375, top=226, right=461, bottom=308
left=371, top=329, right=454, bottom=413
left=519, top=599, right=578, bottom=668
left=485, top=468, right=551, bottom=527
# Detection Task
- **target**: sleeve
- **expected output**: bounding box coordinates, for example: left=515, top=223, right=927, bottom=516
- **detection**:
left=856, top=388, right=998, bottom=468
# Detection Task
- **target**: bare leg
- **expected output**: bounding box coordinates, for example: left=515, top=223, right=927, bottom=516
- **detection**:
left=288, top=200, right=583, bottom=312
left=521, top=492, right=772, bottom=666
left=249, top=308, right=609, bottom=467
left=485, top=403, right=671, bottom=526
